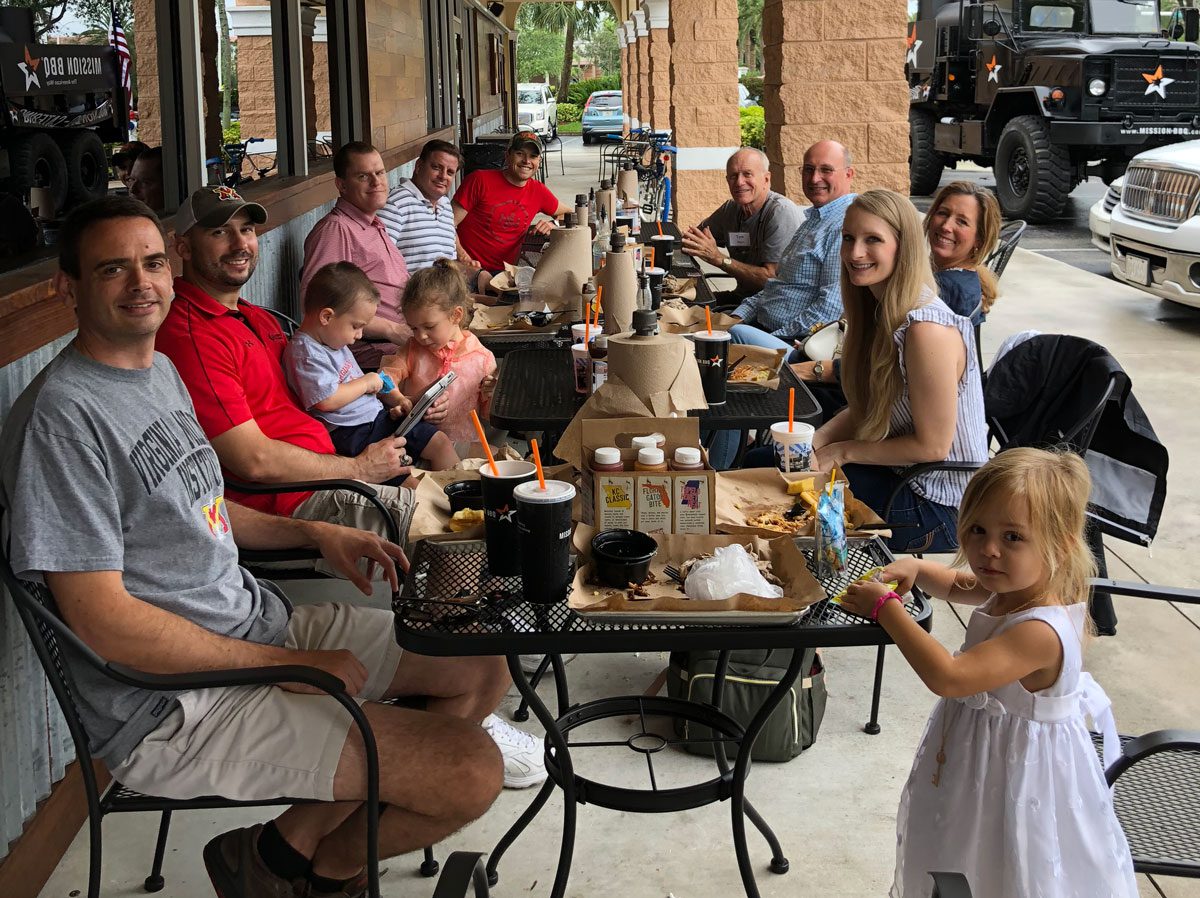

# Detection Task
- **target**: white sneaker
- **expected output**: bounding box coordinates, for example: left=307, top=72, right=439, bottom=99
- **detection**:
left=519, top=654, right=578, bottom=675
left=483, top=714, right=547, bottom=789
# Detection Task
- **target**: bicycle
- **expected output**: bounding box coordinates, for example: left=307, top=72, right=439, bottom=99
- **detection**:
left=205, top=137, right=277, bottom=187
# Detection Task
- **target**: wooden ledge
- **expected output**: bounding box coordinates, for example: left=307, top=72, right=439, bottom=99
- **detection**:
left=0, top=127, right=454, bottom=369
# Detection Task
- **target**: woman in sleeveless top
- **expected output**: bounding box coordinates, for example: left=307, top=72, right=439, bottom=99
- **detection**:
left=812, top=189, right=988, bottom=553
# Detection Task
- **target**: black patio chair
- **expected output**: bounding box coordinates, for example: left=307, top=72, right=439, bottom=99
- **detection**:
left=266, top=305, right=302, bottom=337
left=930, top=872, right=973, bottom=897
left=541, top=134, right=565, bottom=178
left=984, top=218, right=1027, bottom=281
left=0, top=538, right=394, bottom=898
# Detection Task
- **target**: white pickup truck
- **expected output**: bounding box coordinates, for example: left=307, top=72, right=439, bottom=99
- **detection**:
left=517, top=83, right=557, bottom=140
left=1106, top=140, right=1200, bottom=310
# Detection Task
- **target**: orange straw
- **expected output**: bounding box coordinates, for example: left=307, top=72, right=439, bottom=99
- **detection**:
left=584, top=306, right=591, bottom=345
left=595, top=286, right=604, bottom=319
left=648, top=246, right=656, bottom=268
left=471, top=409, right=498, bottom=476
left=705, top=305, right=713, bottom=335
left=657, top=220, right=663, bottom=236
left=531, top=438, right=547, bottom=490
left=788, top=388, right=795, bottom=433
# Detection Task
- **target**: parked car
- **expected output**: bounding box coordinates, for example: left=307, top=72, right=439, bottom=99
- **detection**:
left=1108, top=139, right=1200, bottom=309
left=581, top=90, right=622, bottom=145
left=1088, top=177, right=1123, bottom=253
left=517, top=83, right=557, bottom=139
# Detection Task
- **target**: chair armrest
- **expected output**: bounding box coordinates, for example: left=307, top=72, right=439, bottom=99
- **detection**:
left=1105, top=729, right=1200, bottom=786
left=882, top=462, right=985, bottom=523
left=105, top=661, right=349, bottom=695
left=226, top=478, right=398, bottom=546
left=432, top=851, right=491, bottom=898
left=1089, top=579, right=1200, bottom=605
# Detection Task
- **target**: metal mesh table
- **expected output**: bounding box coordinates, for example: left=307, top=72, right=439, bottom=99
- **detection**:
left=394, top=536, right=931, bottom=898
left=488, top=347, right=821, bottom=433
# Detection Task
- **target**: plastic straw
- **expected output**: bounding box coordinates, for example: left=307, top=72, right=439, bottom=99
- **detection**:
left=531, top=439, right=547, bottom=490
left=705, top=306, right=713, bottom=335
left=788, top=388, right=795, bottom=433
left=828, top=466, right=839, bottom=496
left=648, top=246, right=656, bottom=268
left=584, top=304, right=591, bottom=345
left=595, top=286, right=603, bottom=319
left=471, top=410, right=498, bottom=476
left=657, top=220, right=663, bottom=236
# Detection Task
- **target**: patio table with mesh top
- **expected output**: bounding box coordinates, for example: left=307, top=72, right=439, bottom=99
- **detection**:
left=393, top=535, right=932, bottom=898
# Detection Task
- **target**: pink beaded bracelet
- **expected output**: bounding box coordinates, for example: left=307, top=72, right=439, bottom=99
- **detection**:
left=870, top=591, right=903, bottom=622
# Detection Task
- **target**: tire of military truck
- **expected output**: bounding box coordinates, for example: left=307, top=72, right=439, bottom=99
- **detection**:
left=58, top=131, right=109, bottom=205
left=4, top=132, right=68, bottom=216
left=908, top=109, right=942, bottom=196
left=994, top=115, right=1072, bottom=223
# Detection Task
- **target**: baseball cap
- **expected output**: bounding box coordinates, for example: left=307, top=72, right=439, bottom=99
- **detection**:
left=508, top=130, right=543, bottom=155
left=175, top=186, right=268, bottom=235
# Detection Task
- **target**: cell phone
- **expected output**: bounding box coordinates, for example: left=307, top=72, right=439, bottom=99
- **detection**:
left=394, top=371, right=456, bottom=439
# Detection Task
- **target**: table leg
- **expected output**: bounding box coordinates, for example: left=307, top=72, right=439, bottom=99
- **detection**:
left=488, top=653, right=577, bottom=898
left=864, top=645, right=886, bottom=735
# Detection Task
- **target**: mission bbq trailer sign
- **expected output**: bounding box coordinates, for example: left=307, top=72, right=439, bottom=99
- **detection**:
left=1, top=43, right=116, bottom=97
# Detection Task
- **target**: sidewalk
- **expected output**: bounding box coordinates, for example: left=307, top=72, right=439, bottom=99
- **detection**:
left=35, top=145, right=1200, bottom=898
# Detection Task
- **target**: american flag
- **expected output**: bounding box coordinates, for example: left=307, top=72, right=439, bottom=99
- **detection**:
left=109, top=2, right=131, bottom=115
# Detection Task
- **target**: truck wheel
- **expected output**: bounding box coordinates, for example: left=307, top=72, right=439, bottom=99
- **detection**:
left=5, top=132, right=68, bottom=217
left=995, top=115, right=1071, bottom=223
left=909, top=109, right=942, bottom=196
left=58, top=131, right=109, bottom=205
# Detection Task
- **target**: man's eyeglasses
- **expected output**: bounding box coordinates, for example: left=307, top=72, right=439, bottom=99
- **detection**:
left=802, top=166, right=845, bottom=177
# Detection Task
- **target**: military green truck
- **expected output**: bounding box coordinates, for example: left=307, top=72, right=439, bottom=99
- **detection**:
left=907, top=0, right=1200, bottom=221
left=0, top=6, right=127, bottom=218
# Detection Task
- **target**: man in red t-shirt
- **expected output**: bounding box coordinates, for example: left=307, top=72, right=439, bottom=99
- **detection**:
left=453, top=131, right=571, bottom=285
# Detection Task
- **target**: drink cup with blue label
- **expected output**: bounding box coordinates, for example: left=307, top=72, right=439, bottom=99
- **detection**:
left=515, top=480, right=577, bottom=604
left=770, top=421, right=815, bottom=473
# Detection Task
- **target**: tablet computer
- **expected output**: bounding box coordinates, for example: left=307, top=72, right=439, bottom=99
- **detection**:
left=395, top=371, right=456, bottom=439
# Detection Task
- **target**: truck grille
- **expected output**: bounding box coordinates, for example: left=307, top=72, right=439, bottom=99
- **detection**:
left=517, top=112, right=533, bottom=125
left=1106, top=57, right=1200, bottom=112
left=1103, top=182, right=1121, bottom=213
left=1119, top=164, right=1200, bottom=224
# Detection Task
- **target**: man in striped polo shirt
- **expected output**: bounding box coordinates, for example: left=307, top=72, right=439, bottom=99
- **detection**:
left=378, top=140, right=478, bottom=281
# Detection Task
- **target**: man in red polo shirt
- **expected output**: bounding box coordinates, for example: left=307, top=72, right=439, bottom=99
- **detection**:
left=156, top=187, right=417, bottom=555
left=454, top=131, right=571, bottom=285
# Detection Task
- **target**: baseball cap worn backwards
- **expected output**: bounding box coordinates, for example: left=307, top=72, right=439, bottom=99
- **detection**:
left=508, top=131, right=543, bottom=155
left=176, top=186, right=268, bottom=235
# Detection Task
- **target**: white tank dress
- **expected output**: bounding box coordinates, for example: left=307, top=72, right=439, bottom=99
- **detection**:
left=891, top=599, right=1138, bottom=898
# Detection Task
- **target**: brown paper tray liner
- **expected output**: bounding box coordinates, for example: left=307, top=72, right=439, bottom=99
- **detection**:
left=714, top=469, right=888, bottom=540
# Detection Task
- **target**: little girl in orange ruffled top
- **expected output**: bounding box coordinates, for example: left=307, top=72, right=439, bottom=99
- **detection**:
left=382, top=259, right=497, bottom=446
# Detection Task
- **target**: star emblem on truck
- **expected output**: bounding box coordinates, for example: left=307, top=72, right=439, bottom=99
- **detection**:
left=18, top=46, right=41, bottom=91
left=906, top=26, right=922, bottom=66
left=1142, top=65, right=1174, bottom=98
left=986, top=55, right=1003, bottom=83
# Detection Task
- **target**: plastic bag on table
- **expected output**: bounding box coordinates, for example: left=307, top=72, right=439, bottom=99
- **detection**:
left=683, top=544, right=784, bottom=602
left=815, top=481, right=848, bottom=579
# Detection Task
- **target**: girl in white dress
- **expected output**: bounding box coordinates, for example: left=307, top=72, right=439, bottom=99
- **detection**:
left=840, top=448, right=1137, bottom=898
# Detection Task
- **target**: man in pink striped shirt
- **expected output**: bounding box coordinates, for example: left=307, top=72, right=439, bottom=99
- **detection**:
left=302, top=142, right=410, bottom=370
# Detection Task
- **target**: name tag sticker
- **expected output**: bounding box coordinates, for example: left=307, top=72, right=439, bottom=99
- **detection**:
left=728, top=232, right=751, bottom=247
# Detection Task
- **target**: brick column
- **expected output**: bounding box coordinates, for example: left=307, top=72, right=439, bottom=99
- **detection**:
left=762, top=0, right=908, bottom=199
left=228, top=3, right=277, bottom=143
left=131, top=0, right=162, bottom=145
left=618, top=27, right=631, bottom=132
left=623, top=21, right=640, bottom=129
left=633, top=9, right=651, bottom=130
left=668, top=0, right=741, bottom=226
left=644, top=0, right=672, bottom=135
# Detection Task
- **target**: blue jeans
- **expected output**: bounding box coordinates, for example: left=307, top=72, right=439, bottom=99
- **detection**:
left=738, top=452, right=960, bottom=555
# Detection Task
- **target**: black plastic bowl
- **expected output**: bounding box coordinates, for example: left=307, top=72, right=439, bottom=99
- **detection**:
left=591, top=528, right=659, bottom=588
left=444, top=480, right=484, bottom=513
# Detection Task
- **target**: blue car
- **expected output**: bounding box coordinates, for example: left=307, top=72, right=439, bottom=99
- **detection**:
left=581, top=90, right=623, bottom=145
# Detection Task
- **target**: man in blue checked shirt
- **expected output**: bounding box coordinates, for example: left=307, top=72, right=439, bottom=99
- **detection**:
left=726, top=140, right=856, bottom=351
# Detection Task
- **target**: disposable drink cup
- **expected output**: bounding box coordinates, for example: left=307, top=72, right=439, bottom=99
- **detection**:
left=480, top=460, right=537, bottom=576
left=571, top=323, right=594, bottom=345
left=770, top=421, right=815, bottom=473
left=515, top=480, right=577, bottom=604
left=571, top=343, right=591, bottom=394
left=650, top=235, right=675, bottom=271
left=645, top=266, right=667, bottom=290
left=690, top=330, right=731, bottom=406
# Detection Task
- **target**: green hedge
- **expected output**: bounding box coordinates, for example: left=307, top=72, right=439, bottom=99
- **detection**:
left=557, top=102, right=581, bottom=124
left=740, top=106, right=765, bottom=150
left=567, top=74, right=621, bottom=106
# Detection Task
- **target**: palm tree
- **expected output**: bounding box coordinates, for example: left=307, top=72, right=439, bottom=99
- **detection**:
left=525, top=1, right=606, bottom=99
left=738, top=0, right=763, bottom=71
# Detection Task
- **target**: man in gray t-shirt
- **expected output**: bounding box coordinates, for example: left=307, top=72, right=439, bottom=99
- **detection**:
left=681, top=148, right=802, bottom=302
left=0, top=196, right=505, bottom=898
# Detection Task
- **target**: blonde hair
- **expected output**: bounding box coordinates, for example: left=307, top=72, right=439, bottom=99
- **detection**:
left=840, top=189, right=938, bottom=442
left=924, top=181, right=1002, bottom=313
left=401, top=258, right=471, bottom=316
left=955, top=448, right=1096, bottom=609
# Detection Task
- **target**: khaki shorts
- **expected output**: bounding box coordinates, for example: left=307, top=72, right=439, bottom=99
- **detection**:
left=291, top=484, right=417, bottom=577
left=111, top=603, right=401, bottom=802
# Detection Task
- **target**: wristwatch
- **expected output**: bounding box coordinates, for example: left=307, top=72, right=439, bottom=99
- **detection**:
left=812, top=361, right=824, bottom=380
left=720, top=256, right=732, bottom=268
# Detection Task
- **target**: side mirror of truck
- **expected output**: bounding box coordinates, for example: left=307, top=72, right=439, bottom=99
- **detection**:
left=1184, top=8, right=1200, bottom=43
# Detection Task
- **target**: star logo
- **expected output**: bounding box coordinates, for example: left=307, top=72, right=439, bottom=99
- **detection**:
left=1142, top=65, right=1174, bottom=98
left=18, top=46, right=41, bottom=91
left=986, top=55, right=1003, bottom=83
left=497, top=503, right=517, bottom=523
left=906, top=27, right=923, bottom=67
left=214, top=185, right=242, bottom=201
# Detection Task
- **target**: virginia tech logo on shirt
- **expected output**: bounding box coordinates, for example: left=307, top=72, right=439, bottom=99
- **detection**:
left=203, top=496, right=230, bottom=538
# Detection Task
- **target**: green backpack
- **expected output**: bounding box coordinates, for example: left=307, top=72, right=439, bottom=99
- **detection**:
left=666, top=648, right=827, bottom=762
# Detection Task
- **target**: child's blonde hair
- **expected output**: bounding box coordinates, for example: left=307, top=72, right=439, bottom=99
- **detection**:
left=955, top=448, right=1096, bottom=607
left=401, top=258, right=471, bottom=316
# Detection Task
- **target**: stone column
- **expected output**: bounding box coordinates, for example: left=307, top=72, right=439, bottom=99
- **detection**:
left=762, top=0, right=908, bottom=198
left=668, top=0, right=741, bottom=226
left=623, top=21, right=640, bottom=129
left=132, top=0, right=162, bottom=145
left=632, top=9, right=651, bottom=130
left=618, top=26, right=630, bottom=133
left=228, top=3, right=277, bottom=144
left=644, top=0, right=671, bottom=135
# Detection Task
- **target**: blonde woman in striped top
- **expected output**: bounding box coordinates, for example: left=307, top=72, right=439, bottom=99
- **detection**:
left=812, top=189, right=988, bottom=554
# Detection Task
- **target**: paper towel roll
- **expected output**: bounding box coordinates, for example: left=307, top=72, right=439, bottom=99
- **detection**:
left=595, top=188, right=617, bottom=230
left=596, top=249, right=637, bottom=334
left=616, top=169, right=639, bottom=204
left=608, top=332, right=699, bottom=410
left=531, top=226, right=592, bottom=316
